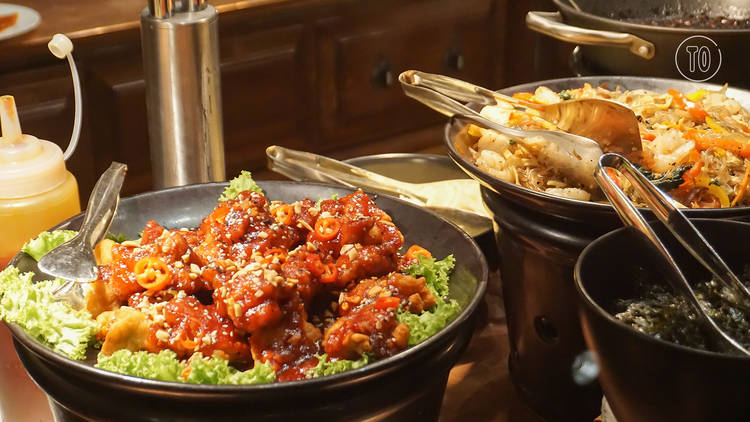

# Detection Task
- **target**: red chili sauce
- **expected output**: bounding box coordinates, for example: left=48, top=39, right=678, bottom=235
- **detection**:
left=89, top=190, right=437, bottom=381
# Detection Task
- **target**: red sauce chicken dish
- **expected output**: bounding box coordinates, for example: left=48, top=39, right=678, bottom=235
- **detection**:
left=79, top=185, right=457, bottom=383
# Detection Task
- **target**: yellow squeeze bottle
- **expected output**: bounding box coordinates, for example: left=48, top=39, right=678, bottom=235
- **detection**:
left=0, top=96, right=80, bottom=267
left=0, top=34, right=83, bottom=268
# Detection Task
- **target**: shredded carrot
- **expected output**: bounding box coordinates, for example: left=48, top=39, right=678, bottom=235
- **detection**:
left=694, top=137, right=750, bottom=159
left=641, top=132, right=656, bottom=141
left=678, top=159, right=704, bottom=192
left=668, top=89, right=707, bottom=122
left=731, top=164, right=750, bottom=207
left=512, top=92, right=539, bottom=103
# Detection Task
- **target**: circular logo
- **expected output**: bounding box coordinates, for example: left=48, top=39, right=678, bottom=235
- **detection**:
left=674, top=35, right=722, bottom=82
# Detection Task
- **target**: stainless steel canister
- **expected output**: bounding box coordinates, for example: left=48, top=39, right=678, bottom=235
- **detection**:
left=140, top=0, right=225, bottom=189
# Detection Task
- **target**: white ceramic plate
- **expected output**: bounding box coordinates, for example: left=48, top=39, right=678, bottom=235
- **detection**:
left=0, top=4, right=40, bottom=42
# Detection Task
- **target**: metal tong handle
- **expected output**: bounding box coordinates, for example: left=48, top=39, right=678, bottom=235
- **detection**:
left=266, top=145, right=430, bottom=203
left=595, top=153, right=750, bottom=356
left=38, top=162, right=127, bottom=282
left=398, top=71, right=535, bottom=141
left=401, top=70, right=531, bottom=109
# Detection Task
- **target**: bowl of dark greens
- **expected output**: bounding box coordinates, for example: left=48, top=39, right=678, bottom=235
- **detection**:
left=3, top=174, right=487, bottom=422
left=575, top=218, right=750, bottom=422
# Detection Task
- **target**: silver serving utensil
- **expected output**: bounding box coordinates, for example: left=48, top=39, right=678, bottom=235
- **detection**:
left=596, top=153, right=750, bottom=356
left=266, top=145, right=491, bottom=237
left=399, top=71, right=605, bottom=189
left=37, top=162, right=127, bottom=307
left=402, top=70, right=642, bottom=157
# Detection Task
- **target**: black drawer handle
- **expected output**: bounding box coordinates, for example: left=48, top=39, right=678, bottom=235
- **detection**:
left=444, top=48, right=464, bottom=71
left=371, top=59, right=394, bottom=88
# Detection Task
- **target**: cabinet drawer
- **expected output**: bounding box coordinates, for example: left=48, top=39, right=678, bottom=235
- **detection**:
left=87, top=24, right=315, bottom=195
left=317, top=0, right=496, bottom=147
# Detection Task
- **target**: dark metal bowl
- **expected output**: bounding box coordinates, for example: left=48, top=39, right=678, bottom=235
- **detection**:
left=443, top=76, right=750, bottom=421
left=345, top=153, right=469, bottom=184
left=7, top=181, right=488, bottom=422
left=575, top=219, right=750, bottom=422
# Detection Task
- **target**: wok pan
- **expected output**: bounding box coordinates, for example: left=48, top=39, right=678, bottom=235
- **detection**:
left=527, top=0, right=750, bottom=86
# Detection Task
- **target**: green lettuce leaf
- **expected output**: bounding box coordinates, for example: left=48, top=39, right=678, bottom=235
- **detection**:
left=105, top=233, right=129, bottom=243
left=404, top=255, right=455, bottom=297
left=219, top=170, right=262, bottom=202
left=398, top=255, right=460, bottom=345
left=96, top=349, right=276, bottom=384
left=21, top=230, right=78, bottom=261
left=307, top=353, right=370, bottom=378
left=397, top=296, right=460, bottom=346
left=0, top=266, right=97, bottom=360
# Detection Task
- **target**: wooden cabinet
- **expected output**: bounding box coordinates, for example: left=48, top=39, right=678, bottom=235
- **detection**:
left=317, top=0, right=500, bottom=147
left=0, top=0, right=506, bottom=199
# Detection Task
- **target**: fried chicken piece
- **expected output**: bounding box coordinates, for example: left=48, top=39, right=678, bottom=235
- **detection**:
left=323, top=300, right=408, bottom=360
left=338, top=273, right=436, bottom=315
left=97, top=307, right=153, bottom=355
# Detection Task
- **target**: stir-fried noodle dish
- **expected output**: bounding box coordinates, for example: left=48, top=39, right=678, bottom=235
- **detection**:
left=467, top=84, right=750, bottom=207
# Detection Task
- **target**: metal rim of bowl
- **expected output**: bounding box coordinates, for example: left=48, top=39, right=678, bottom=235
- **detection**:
left=444, top=75, right=750, bottom=215
left=573, top=218, right=750, bottom=361
left=7, top=180, right=489, bottom=393
left=554, top=0, right=750, bottom=35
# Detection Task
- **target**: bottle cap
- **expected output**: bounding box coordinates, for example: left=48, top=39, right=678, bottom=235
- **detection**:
left=0, top=95, right=67, bottom=198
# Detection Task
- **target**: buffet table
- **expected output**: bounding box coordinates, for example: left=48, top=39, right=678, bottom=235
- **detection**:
left=441, top=270, right=544, bottom=422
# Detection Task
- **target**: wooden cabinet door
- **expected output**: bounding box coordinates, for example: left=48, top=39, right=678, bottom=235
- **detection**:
left=86, top=24, right=315, bottom=195
left=317, top=0, right=502, bottom=150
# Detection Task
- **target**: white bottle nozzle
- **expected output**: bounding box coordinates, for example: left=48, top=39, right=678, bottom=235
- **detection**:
left=0, top=95, right=22, bottom=146
left=48, top=34, right=73, bottom=58
left=48, top=33, right=81, bottom=161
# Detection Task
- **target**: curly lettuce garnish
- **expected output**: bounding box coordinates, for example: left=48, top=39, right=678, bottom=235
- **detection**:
left=96, top=349, right=276, bottom=384
left=398, top=255, right=460, bottom=345
left=21, top=230, right=78, bottom=261
left=219, top=170, right=262, bottom=201
left=0, top=266, right=97, bottom=360
left=307, top=353, right=370, bottom=378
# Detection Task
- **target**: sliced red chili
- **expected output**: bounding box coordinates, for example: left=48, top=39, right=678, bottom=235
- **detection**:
left=375, top=296, right=401, bottom=310
left=305, top=254, right=324, bottom=277
left=272, top=204, right=294, bottom=225
left=134, top=257, right=172, bottom=292
left=262, top=247, right=287, bottom=264
left=314, top=217, right=341, bottom=241
left=319, top=263, right=338, bottom=284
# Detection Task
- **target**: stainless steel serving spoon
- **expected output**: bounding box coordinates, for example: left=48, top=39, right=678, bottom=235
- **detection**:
left=400, top=70, right=643, bottom=189
left=266, top=145, right=491, bottom=237
left=596, top=153, right=750, bottom=357
left=37, top=162, right=127, bottom=308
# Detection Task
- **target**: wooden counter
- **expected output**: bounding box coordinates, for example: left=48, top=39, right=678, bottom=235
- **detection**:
left=0, top=0, right=507, bottom=200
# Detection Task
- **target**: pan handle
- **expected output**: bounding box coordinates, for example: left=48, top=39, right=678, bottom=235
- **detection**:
left=526, top=11, right=655, bottom=60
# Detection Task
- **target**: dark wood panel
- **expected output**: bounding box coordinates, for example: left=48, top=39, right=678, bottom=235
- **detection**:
left=219, top=24, right=316, bottom=179
left=86, top=24, right=316, bottom=194
left=317, top=0, right=496, bottom=148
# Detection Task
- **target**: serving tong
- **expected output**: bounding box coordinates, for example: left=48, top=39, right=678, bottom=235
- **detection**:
left=596, top=153, right=750, bottom=356
left=37, top=162, right=127, bottom=309
left=266, top=145, right=491, bottom=237
left=399, top=70, right=642, bottom=189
